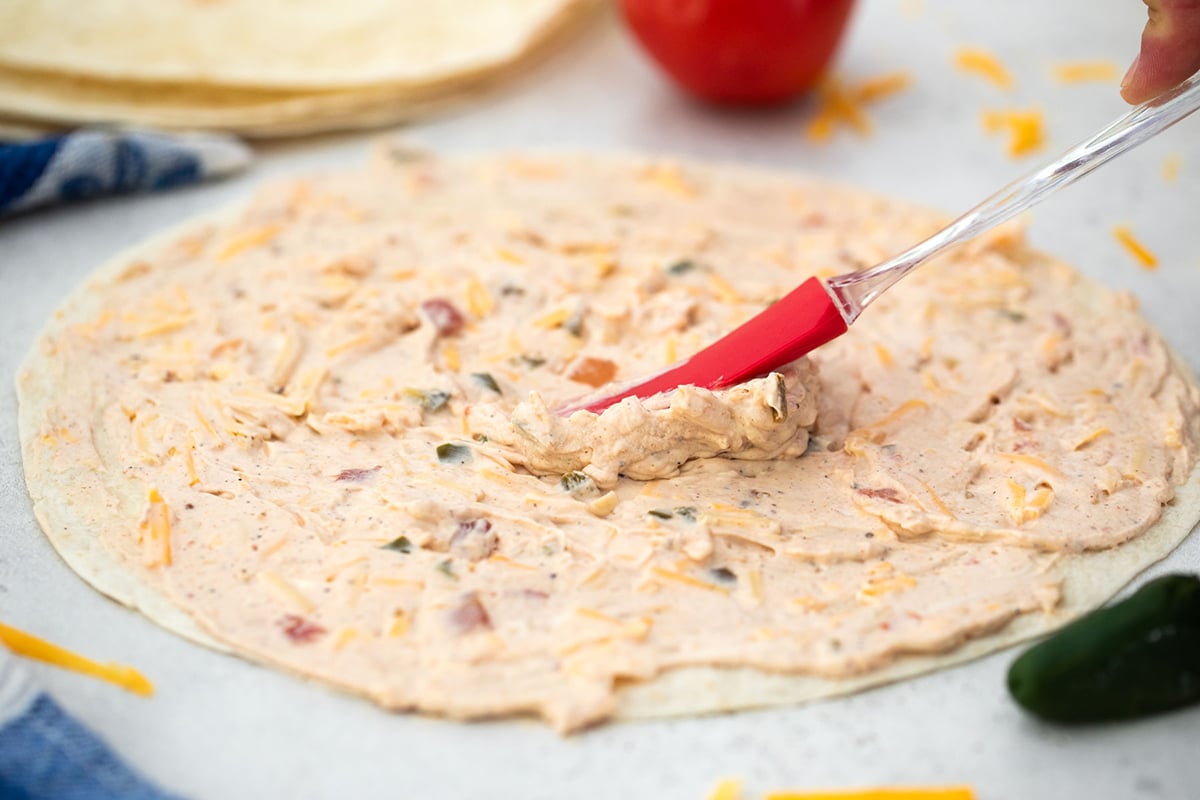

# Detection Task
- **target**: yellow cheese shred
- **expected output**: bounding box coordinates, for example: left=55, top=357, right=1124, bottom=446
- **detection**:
left=982, top=109, right=1045, bottom=157
left=466, top=276, right=495, bottom=318
left=954, top=48, right=1013, bottom=89
left=0, top=621, right=154, bottom=697
left=216, top=223, right=283, bottom=262
left=1112, top=225, right=1159, bottom=269
left=766, top=788, right=975, bottom=800
left=650, top=566, right=730, bottom=595
left=708, top=778, right=743, bottom=800
left=141, top=488, right=172, bottom=568
left=1051, top=60, right=1118, bottom=83
left=1162, top=153, right=1181, bottom=183
left=805, top=72, right=912, bottom=143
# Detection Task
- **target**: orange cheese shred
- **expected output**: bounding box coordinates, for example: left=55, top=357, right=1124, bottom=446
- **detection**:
left=141, top=488, right=172, bottom=568
left=981, top=108, right=1045, bottom=158
left=765, top=788, right=975, bottom=800
left=805, top=72, right=912, bottom=143
left=1051, top=61, right=1118, bottom=83
left=1112, top=225, right=1159, bottom=269
left=0, top=621, right=154, bottom=697
left=1162, top=154, right=1181, bottom=183
left=954, top=48, right=1014, bottom=90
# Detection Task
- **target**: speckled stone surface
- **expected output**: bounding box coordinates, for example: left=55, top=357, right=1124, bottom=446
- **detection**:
left=2, top=2, right=1198, bottom=798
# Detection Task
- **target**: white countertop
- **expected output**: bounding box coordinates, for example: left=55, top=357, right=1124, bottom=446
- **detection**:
left=2, top=2, right=1199, bottom=798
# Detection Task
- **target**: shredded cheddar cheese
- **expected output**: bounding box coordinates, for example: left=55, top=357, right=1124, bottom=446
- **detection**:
left=982, top=109, right=1045, bottom=157
left=708, top=273, right=743, bottom=304
left=466, top=276, right=495, bottom=318
left=641, top=163, right=697, bottom=197
left=650, top=566, right=730, bottom=595
left=1112, top=225, right=1158, bottom=269
left=442, top=341, right=461, bottom=371
left=140, top=488, right=172, bottom=568
left=216, top=224, right=282, bottom=262
left=1051, top=60, right=1118, bottom=83
left=708, top=779, right=743, bottom=800
left=0, top=621, right=153, bottom=697
left=765, top=788, right=975, bottom=800
left=954, top=48, right=1013, bottom=89
left=805, top=72, right=912, bottom=143
left=495, top=247, right=526, bottom=265
left=1163, top=154, right=1181, bottom=183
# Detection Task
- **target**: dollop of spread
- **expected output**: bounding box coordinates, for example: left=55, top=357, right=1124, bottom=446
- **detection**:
left=20, top=153, right=1199, bottom=732
left=467, top=362, right=818, bottom=487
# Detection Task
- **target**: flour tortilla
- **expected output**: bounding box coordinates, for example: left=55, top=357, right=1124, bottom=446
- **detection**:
left=0, top=0, right=596, bottom=137
left=0, top=0, right=595, bottom=90
left=17, top=155, right=1200, bottom=726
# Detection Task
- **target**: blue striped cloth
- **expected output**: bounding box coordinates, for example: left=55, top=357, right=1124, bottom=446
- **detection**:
left=0, top=647, right=183, bottom=799
left=0, top=128, right=250, bottom=218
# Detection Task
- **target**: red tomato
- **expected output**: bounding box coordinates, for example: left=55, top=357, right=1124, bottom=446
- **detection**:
left=619, top=0, right=857, bottom=105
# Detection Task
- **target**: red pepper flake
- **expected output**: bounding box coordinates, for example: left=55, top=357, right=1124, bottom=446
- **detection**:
left=279, top=614, right=326, bottom=643
left=522, top=589, right=550, bottom=600
left=421, top=298, right=465, bottom=337
left=856, top=487, right=904, bottom=503
left=335, top=466, right=381, bottom=482
left=449, top=592, right=492, bottom=633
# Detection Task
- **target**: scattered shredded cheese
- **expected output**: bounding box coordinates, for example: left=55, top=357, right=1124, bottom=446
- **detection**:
left=1112, top=225, right=1159, bottom=269
left=1162, top=154, right=1181, bottom=183
left=259, top=570, right=316, bottom=613
left=998, top=452, right=1063, bottom=478
left=982, top=109, right=1045, bottom=157
left=0, top=621, right=153, bottom=696
left=140, top=488, right=172, bottom=568
left=466, top=276, right=495, bottom=318
left=708, top=779, right=743, bottom=800
left=765, top=788, right=975, bottom=800
left=805, top=72, right=912, bottom=143
left=641, top=163, right=698, bottom=197
left=442, top=341, right=461, bottom=371
left=708, top=273, right=744, bottom=304
left=954, top=48, right=1014, bottom=90
left=650, top=566, right=730, bottom=595
left=495, top=247, right=526, bottom=265
left=216, top=224, right=282, bottom=262
left=1051, top=61, right=1118, bottom=84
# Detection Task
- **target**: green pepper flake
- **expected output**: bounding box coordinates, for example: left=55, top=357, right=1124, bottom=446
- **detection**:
left=559, top=470, right=600, bottom=500
left=998, top=309, right=1027, bottom=322
left=667, top=259, right=695, bottom=275
left=709, top=567, right=737, bottom=584
left=518, top=354, right=546, bottom=369
left=472, top=372, right=501, bottom=393
left=674, top=506, right=698, bottom=522
left=436, top=443, right=472, bottom=464
left=647, top=509, right=674, bottom=520
left=472, top=433, right=490, bottom=443
left=402, top=388, right=451, bottom=412
left=383, top=536, right=413, bottom=553
left=560, top=471, right=591, bottom=492
left=436, top=559, right=457, bottom=579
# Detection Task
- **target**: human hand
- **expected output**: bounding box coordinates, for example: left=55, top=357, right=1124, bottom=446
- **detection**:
left=1121, top=0, right=1200, bottom=103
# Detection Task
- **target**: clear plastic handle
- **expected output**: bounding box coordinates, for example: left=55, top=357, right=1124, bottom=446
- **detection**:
left=826, top=70, right=1200, bottom=324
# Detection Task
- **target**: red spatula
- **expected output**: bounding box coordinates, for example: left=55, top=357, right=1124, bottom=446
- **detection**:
left=563, top=71, right=1200, bottom=415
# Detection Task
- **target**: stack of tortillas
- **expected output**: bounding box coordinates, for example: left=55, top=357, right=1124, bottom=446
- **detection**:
left=0, top=0, right=597, bottom=138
